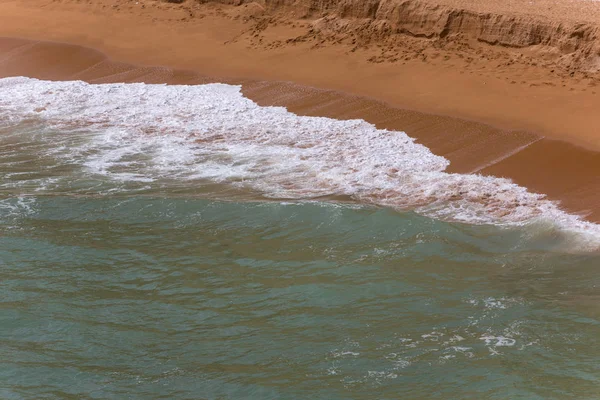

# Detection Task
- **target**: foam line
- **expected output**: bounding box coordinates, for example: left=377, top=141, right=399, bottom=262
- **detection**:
left=1, top=77, right=599, bottom=249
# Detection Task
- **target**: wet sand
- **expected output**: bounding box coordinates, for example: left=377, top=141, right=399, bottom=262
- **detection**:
left=1, top=36, right=599, bottom=222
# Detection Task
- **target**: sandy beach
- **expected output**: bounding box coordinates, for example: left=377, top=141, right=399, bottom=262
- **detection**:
left=1, top=0, right=600, bottom=220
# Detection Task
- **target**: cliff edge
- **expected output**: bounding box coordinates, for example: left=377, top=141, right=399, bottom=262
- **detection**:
left=201, top=0, right=600, bottom=74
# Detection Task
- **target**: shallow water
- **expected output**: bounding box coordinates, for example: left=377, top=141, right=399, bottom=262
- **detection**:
left=1, top=78, right=600, bottom=399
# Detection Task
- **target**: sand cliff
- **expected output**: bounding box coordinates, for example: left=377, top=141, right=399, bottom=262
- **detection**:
left=194, top=0, right=600, bottom=74
left=326, top=0, right=600, bottom=72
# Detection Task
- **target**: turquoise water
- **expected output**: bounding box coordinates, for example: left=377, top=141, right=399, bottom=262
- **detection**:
left=2, top=196, right=600, bottom=399
left=1, top=78, right=600, bottom=399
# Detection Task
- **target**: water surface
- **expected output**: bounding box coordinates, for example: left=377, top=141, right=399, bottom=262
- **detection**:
left=1, top=78, right=600, bottom=399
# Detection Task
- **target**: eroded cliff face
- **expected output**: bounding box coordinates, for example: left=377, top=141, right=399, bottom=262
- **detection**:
left=321, top=0, right=600, bottom=72
left=207, top=0, right=600, bottom=72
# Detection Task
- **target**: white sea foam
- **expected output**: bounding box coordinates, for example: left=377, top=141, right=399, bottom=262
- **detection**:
left=480, top=335, right=516, bottom=347
left=0, top=196, right=37, bottom=218
left=1, top=77, right=599, bottom=248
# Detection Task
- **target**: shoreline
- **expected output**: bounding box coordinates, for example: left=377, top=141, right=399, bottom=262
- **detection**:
left=2, top=36, right=600, bottom=223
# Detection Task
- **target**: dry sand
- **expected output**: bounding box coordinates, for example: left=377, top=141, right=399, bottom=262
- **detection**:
left=0, top=0, right=600, bottom=221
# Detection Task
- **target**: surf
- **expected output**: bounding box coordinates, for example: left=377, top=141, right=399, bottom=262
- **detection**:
left=1, top=76, right=599, bottom=250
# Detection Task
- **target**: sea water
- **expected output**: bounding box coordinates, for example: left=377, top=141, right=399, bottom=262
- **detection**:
left=1, top=77, right=599, bottom=399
